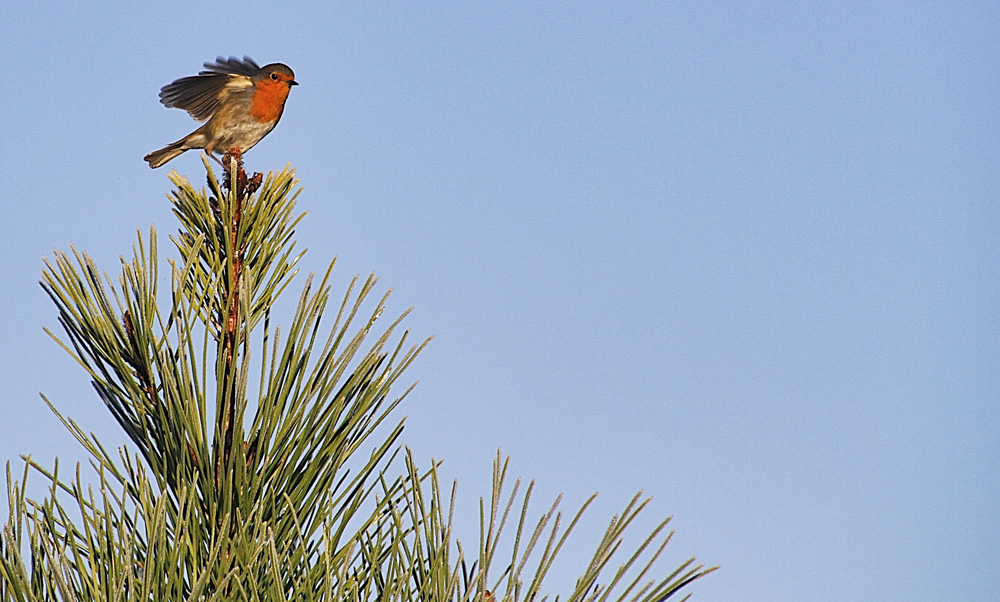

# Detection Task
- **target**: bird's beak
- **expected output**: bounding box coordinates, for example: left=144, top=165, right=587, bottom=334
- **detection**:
left=290, top=80, right=299, bottom=86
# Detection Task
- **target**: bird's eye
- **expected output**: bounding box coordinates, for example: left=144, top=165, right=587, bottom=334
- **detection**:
left=270, top=72, right=279, bottom=80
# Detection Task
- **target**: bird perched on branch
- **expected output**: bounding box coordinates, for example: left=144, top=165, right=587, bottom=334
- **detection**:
left=144, top=56, right=298, bottom=168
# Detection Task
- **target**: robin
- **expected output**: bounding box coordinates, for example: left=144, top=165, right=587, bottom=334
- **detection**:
left=144, top=56, right=298, bottom=168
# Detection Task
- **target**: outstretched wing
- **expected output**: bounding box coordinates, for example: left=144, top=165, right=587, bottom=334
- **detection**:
left=199, top=56, right=261, bottom=77
left=158, top=56, right=261, bottom=121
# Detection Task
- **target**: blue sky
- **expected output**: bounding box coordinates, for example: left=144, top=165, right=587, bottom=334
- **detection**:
left=1, top=2, right=996, bottom=600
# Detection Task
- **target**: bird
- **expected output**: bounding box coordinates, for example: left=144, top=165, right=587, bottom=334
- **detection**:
left=144, top=56, right=298, bottom=168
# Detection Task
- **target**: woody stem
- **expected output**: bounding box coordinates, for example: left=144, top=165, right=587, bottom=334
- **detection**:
left=215, top=151, right=245, bottom=539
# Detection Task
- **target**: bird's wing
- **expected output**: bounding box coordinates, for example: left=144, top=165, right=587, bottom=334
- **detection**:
left=158, top=56, right=261, bottom=122
left=199, top=56, right=261, bottom=77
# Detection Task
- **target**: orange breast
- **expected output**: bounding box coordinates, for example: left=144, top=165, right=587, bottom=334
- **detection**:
left=250, top=81, right=291, bottom=123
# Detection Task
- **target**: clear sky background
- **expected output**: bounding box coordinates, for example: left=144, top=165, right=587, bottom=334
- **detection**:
left=1, top=2, right=996, bottom=600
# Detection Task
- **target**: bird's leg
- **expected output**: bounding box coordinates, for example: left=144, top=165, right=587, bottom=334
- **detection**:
left=204, top=151, right=225, bottom=166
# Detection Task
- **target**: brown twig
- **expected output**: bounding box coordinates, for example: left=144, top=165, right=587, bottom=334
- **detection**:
left=213, top=149, right=257, bottom=548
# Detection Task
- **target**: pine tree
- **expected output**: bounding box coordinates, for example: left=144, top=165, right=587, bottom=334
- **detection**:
left=1, top=155, right=717, bottom=601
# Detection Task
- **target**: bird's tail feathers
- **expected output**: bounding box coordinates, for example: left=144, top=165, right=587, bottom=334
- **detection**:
left=144, top=139, right=188, bottom=169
